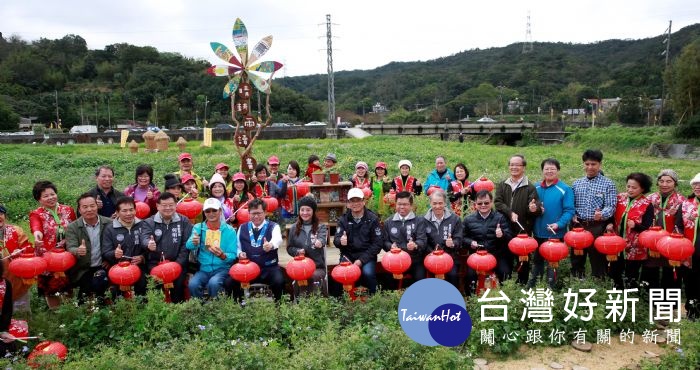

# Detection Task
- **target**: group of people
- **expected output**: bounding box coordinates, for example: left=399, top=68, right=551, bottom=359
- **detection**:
left=0, top=148, right=699, bottom=346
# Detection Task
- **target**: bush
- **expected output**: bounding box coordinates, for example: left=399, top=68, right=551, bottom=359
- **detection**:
left=674, top=113, right=700, bottom=139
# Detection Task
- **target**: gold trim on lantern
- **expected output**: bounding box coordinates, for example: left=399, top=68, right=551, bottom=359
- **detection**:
left=606, top=255, right=618, bottom=262
left=574, top=249, right=584, bottom=256
left=519, top=256, right=529, bottom=262
left=392, top=273, right=403, bottom=279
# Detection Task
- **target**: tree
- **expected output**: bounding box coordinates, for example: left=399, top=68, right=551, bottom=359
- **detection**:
left=667, top=38, right=700, bottom=122
left=0, top=98, right=19, bottom=130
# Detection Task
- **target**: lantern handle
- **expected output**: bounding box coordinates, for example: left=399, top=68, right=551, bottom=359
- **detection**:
left=514, top=220, right=525, bottom=232
left=160, top=252, right=165, bottom=263
left=547, top=225, right=557, bottom=235
left=230, top=200, right=251, bottom=218
left=435, top=244, right=441, bottom=252
left=2, top=247, right=27, bottom=260
left=176, top=193, right=191, bottom=205
left=340, top=255, right=352, bottom=263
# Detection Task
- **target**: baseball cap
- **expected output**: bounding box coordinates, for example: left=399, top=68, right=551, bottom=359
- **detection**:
left=232, top=172, right=247, bottom=182
left=267, top=155, right=280, bottom=165
left=215, top=162, right=229, bottom=171
left=178, top=153, right=192, bottom=162
left=202, top=198, right=222, bottom=211
left=375, top=162, right=387, bottom=170
left=355, top=161, right=368, bottom=170
left=180, top=174, right=195, bottom=184
left=348, top=188, right=365, bottom=200
left=325, top=153, right=337, bottom=163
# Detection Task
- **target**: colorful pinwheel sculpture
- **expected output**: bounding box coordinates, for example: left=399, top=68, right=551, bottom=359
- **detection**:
left=207, top=18, right=283, bottom=176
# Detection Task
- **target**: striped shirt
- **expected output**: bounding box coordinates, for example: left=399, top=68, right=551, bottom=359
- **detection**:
left=572, top=173, right=617, bottom=221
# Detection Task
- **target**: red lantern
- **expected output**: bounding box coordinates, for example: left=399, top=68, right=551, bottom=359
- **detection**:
left=9, top=253, right=47, bottom=285
left=564, top=228, right=594, bottom=256
left=229, top=258, right=261, bottom=289
left=331, top=261, right=361, bottom=291
left=467, top=249, right=497, bottom=274
left=361, top=187, right=372, bottom=200
left=473, top=176, right=495, bottom=193
left=108, top=261, right=141, bottom=292
left=423, top=250, right=454, bottom=279
left=286, top=255, right=316, bottom=286
left=381, top=247, right=412, bottom=279
left=287, top=182, right=311, bottom=199
left=9, top=319, right=28, bottom=339
left=426, top=185, right=442, bottom=196
left=539, top=239, right=569, bottom=268
left=657, top=233, right=694, bottom=279
left=135, top=201, right=150, bottom=219
left=594, top=233, right=626, bottom=262
left=638, top=226, right=670, bottom=258
left=508, top=234, right=538, bottom=262
left=262, top=196, right=279, bottom=212
left=28, top=341, right=68, bottom=366
left=43, top=248, right=77, bottom=278
left=236, top=207, right=250, bottom=224
left=176, top=198, right=202, bottom=222
left=150, top=260, right=182, bottom=289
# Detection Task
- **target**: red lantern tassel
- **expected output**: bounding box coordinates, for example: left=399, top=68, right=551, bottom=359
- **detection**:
left=554, top=268, right=557, bottom=281
left=673, top=267, right=677, bottom=281
left=516, top=261, right=523, bottom=273
left=163, top=288, right=172, bottom=303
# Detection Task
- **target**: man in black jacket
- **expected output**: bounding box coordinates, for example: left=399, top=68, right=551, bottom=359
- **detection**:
left=87, top=165, right=124, bottom=218
left=383, top=191, right=427, bottom=286
left=143, top=193, right=192, bottom=303
left=463, top=190, right=513, bottom=295
left=424, top=190, right=463, bottom=290
left=334, top=188, right=383, bottom=294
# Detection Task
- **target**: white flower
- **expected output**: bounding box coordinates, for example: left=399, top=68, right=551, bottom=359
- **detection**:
left=197, top=325, right=206, bottom=330
left=59, top=324, right=65, bottom=329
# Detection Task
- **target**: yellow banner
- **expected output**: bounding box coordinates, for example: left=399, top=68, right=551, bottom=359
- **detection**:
left=203, top=128, right=213, bottom=147
left=120, top=130, right=129, bottom=148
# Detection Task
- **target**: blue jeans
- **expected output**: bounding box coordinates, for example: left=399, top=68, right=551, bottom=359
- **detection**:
left=360, top=260, right=377, bottom=294
left=188, top=268, right=229, bottom=299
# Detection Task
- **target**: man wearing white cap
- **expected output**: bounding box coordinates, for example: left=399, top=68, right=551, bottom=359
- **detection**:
left=676, top=172, right=700, bottom=320
left=186, top=198, right=238, bottom=299
left=334, top=188, right=383, bottom=294
left=391, top=160, right=422, bottom=196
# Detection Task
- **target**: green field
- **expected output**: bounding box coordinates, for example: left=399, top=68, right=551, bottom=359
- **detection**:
left=1, top=131, right=699, bottom=369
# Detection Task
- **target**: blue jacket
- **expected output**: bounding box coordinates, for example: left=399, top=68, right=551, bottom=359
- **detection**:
left=533, top=180, right=575, bottom=239
left=424, top=169, right=455, bottom=195
left=186, top=222, right=238, bottom=273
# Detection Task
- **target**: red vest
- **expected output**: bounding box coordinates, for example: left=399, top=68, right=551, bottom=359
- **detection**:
left=648, top=192, right=686, bottom=233
left=394, top=176, right=416, bottom=193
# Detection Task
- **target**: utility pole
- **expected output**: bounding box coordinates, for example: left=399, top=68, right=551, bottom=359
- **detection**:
left=204, top=96, right=209, bottom=127
left=522, top=11, right=533, bottom=54
left=132, top=102, right=135, bottom=124
left=107, top=96, right=111, bottom=129
left=155, top=98, right=158, bottom=126
left=94, top=98, right=98, bottom=127
left=54, top=90, right=60, bottom=127
left=326, top=14, right=336, bottom=130
left=659, top=20, right=671, bottom=125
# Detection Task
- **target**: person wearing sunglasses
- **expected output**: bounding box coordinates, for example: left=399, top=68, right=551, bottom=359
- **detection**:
left=462, top=190, right=512, bottom=296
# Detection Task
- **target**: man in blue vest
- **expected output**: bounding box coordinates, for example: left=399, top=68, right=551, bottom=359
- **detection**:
left=238, top=198, right=285, bottom=301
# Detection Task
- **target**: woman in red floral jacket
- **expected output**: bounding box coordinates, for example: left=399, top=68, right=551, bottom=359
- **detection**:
left=0, top=204, right=32, bottom=302
left=28, top=181, right=76, bottom=308
left=676, top=172, right=700, bottom=320
left=123, top=164, right=160, bottom=217
left=646, top=169, right=687, bottom=290
left=606, top=173, right=654, bottom=289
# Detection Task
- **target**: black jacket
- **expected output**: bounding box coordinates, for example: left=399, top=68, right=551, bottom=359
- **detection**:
left=462, top=211, right=512, bottom=257
left=101, top=218, right=148, bottom=267
left=333, top=208, right=383, bottom=265
left=494, top=177, right=541, bottom=235
left=383, top=212, right=427, bottom=261
left=287, top=223, right=328, bottom=269
left=423, top=209, right=463, bottom=257
left=142, top=212, right=192, bottom=271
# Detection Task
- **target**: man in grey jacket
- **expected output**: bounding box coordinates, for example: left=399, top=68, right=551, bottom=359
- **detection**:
left=143, top=192, right=192, bottom=303
left=66, top=193, right=112, bottom=302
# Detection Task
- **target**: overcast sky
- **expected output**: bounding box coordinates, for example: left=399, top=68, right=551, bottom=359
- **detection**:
left=2, top=0, right=698, bottom=77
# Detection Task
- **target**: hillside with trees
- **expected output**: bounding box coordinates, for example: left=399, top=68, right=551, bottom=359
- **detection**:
left=0, top=23, right=699, bottom=132
left=0, top=34, right=321, bottom=130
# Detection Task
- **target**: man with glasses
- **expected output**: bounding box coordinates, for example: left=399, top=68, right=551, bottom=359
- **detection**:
left=186, top=198, right=237, bottom=299
left=143, top=193, right=192, bottom=303
left=237, top=198, right=284, bottom=301
left=334, top=188, right=383, bottom=294
left=383, top=191, right=427, bottom=286
left=494, top=154, right=540, bottom=285
left=463, top=190, right=512, bottom=295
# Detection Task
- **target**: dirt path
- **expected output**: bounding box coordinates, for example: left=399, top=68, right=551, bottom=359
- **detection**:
left=481, top=339, right=669, bottom=370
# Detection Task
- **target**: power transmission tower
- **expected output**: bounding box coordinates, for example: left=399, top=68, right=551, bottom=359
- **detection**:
left=522, top=11, right=533, bottom=54
left=659, top=20, right=671, bottom=125
left=326, top=14, right=336, bottom=130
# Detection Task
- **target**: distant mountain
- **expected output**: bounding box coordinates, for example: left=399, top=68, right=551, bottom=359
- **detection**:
left=277, top=23, right=700, bottom=117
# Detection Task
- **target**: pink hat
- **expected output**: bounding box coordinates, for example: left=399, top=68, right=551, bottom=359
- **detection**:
left=180, top=174, right=195, bottom=184
left=232, top=172, right=247, bottom=182
left=215, top=162, right=229, bottom=171
left=178, top=153, right=192, bottom=162
left=267, top=155, right=280, bottom=165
